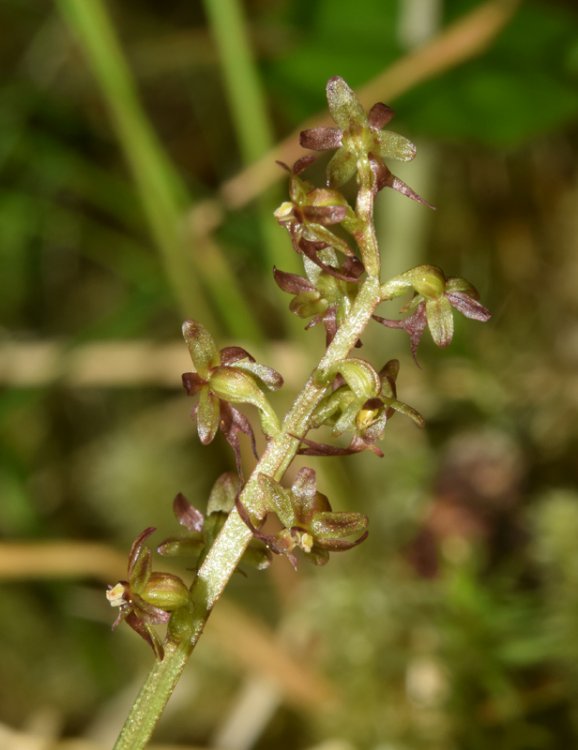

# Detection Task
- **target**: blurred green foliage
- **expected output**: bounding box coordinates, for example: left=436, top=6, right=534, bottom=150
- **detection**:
left=1, top=0, right=578, bottom=748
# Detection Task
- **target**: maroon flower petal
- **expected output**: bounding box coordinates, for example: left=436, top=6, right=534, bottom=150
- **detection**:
left=296, top=434, right=359, bottom=457
left=220, top=346, right=256, bottom=365
left=446, top=292, right=492, bottom=322
left=368, top=102, right=395, bottom=129
left=124, top=610, right=165, bottom=660
left=299, top=239, right=364, bottom=282
left=349, top=435, right=385, bottom=457
left=300, top=127, right=343, bottom=151
left=220, top=403, right=258, bottom=475
left=273, top=267, right=315, bottom=295
left=372, top=307, right=428, bottom=363
left=318, top=308, right=339, bottom=347
left=128, top=527, right=156, bottom=580
left=236, top=492, right=300, bottom=569
left=302, top=204, right=348, bottom=226
left=371, top=159, right=434, bottom=208
left=182, top=371, right=205, bottom=395
left=292, top=154, right=318, bottom=174
left=389, top=175, right=435, bottom=208
left=130, top=592, right=172, bottom=625
left=173, top=493, right=204, bottom=533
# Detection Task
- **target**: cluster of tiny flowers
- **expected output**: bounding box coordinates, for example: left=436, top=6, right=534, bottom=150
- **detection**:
left=106, top=77, right=491, bottom=658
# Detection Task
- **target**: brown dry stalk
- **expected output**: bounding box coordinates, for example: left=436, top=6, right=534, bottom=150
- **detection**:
left=0, top=341, right=310, bottom=389
left=0, top=542, right=126, bottom=582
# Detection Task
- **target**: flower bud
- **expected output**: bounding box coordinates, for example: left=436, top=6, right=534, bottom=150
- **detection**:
left=210, top=368, right=280, bottom=436
left=407, top=265, right=446, bottom=299
left=140, top=572, right=189, bottom=611
left=210, top=367, right=265, bottom=404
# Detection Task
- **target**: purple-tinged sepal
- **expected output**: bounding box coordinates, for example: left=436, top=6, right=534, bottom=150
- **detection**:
left=158, top=476, right=271, bottom=572
left=182, top=320, right=283, bottom=469
left=236, top=468, right=368, bottom=569
left=375, top=265, right=491, bottom=360
left=306, top=358, right=423, bottom=456
left=300, top=77, right=424, bottom=202
left=106, top=527, right=190, bottom=659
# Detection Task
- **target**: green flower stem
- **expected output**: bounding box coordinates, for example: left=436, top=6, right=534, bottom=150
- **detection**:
left=113, top=637, right=191, bottom=750
left=113, top=273, right=381, bottom=750
left=56, top=0, right=263, bottom=341
left=201, top=0, right=297, bottom=277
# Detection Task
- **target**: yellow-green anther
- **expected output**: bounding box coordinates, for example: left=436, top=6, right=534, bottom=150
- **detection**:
left=106, top=582, right=127, bottom=608
left=273, top=201, right=294, bottom=223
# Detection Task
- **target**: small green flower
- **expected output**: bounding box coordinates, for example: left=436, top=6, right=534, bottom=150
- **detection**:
left=375, top=265, right=492, bottom=359
left=300, top=77, right=430, bottom=207
left=273, top=250, right=360, bottom=346
left=301, top=359, right=423, bottom=457
left=157, top=473, right=271, bottom=571
left=274, top=158, right=364, bottom=280
left=237, top=468, right=368, bottom=568
left=106, top=528, right=189, bottom=659
left=182, top=320, right=283, bottom=470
